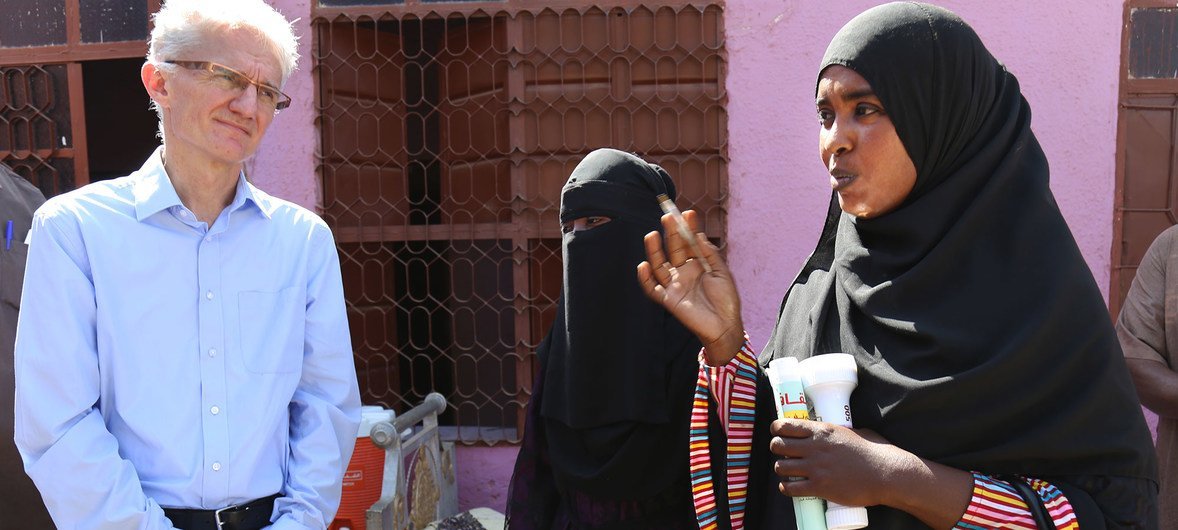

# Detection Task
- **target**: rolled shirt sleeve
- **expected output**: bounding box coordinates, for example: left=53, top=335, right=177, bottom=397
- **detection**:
left=1117, top=227, right=1174, bottom=365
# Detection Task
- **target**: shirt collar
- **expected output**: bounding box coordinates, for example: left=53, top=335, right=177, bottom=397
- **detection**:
left=132, top=147, right=273, bottom=222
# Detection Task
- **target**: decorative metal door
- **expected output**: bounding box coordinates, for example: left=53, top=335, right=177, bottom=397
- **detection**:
left=314, top=1, right=728, bottom=443
left=1113, top=2, right=1178, bottom=317
left=0, top=64, right=82, bottom=198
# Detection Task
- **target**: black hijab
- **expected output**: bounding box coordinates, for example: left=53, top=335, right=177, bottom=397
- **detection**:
left=538, top=148, right=701, bottom=499
left=764, top=1, right=1155, bottom=523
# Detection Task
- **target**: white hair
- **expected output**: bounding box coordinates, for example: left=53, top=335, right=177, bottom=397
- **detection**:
left=146, top=0, right=299, bottom=140
left=148, top=0, right=299, bottom=82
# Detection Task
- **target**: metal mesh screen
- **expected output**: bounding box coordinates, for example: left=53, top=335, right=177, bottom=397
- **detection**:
left=0, top=65, right=75, bottom=197
left=314, top=3, right=727, bottom=444
left=1112, top=94, right=1178, bottom=316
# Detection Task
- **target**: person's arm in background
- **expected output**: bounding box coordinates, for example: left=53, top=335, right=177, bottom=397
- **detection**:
left=268, top=222, right=362, bottom=529
left=1126, top=358, right=1178, bottom=418
left=1118, top=227, right=1178, bottom=418
left=14, top=206, right=178, bottom=529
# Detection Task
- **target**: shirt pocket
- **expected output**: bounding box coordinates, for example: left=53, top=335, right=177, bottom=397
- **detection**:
left=238, top=286, right=304, bottom=374
left=0, top=244, right=28, bottom=310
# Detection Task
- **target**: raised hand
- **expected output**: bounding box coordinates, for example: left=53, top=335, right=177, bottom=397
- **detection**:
left=636, top=210, right=745, bottom=365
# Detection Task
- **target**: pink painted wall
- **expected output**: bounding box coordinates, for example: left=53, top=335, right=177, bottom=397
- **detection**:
left=248, top=0, right=319, bottom=209
left=456, top=445, right=520, bottom=512
left=254, top=0, right=1130, bottom=515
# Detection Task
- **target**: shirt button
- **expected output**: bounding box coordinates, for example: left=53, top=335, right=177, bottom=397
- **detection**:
left=205, top=236, right=213, bottom=242
left=210, top=406, right=220, bottom=415
left=212, top=462, right=222, bottom=472
left=208, top=348, right=217, bottom=357
left=205, top=291, right=214, bottom=300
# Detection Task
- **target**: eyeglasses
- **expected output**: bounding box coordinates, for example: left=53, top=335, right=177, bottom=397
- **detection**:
left=164, top=60, right=291, bottom=113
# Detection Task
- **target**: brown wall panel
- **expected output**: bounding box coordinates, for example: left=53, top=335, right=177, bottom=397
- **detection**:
left=1112, top=2, right=1178, bottom=317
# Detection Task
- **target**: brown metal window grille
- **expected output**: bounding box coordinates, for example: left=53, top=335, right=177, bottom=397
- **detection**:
left=1112, top=1, right=1178, bottom=317
left=0, top=0, right=157, bottom=198
left=1113, top=94, right=1178, bottom=317
left=313, top=2, right=727, bottom=443
left=0, top=65, right=77, bottom=197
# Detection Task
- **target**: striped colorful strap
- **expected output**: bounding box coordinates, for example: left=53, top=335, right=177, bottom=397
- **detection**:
left=689, top=338, right=758, bottom=530
left=955, top=472, right=1078, bottom=530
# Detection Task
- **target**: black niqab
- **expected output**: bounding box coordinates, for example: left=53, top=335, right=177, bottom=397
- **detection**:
left=764, top=2, right=1155, bottom=525
left=539, top=148, right=701, bottom=499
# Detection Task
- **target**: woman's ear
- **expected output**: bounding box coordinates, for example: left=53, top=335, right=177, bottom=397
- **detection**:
left=141, top=62, right=169, bottom=110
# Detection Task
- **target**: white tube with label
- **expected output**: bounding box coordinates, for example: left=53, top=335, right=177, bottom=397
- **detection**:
left=798, top=354, right=869, bottom=530
left=766, top=358, right=828, bottom=530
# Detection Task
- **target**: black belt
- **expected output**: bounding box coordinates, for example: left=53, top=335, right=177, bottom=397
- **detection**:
left=163, top=493, right=280, bottom=530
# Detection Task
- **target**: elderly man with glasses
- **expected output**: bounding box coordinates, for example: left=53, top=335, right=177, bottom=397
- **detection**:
left=13, top=1, right=361, bottom=529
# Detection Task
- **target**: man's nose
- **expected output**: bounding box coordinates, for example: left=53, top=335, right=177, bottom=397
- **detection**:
left=229, top=84, right=262, bottom=115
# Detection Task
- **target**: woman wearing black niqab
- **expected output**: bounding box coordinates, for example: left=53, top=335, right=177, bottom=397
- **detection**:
left=640, top=3, right=1158, bottom=528
left=505, top=148, right=702, bottom=529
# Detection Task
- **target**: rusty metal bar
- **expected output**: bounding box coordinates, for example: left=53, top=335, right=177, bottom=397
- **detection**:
left=66, top=62, right=89, bottom=188
left=0, top=42, right=149, bottom=66
left=313, top=0, right=720, bottom=18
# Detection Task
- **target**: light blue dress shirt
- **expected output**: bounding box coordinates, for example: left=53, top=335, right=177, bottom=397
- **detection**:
left=14, top=148, right=362, bottom=529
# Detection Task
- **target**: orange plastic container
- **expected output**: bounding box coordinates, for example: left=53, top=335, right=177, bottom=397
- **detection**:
left=331, top=406, right=395, bottom=530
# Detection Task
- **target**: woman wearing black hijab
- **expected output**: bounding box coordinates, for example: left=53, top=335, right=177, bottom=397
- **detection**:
left=505, top=148, right=702, bottom=529
left=639, top=3, right=1157, bottom=528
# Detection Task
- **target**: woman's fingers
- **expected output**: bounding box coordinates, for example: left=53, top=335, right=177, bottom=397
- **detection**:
left=642, top=232, right=676, bottom=284
left=670, top=210, right=731, bottom=276
left=770, top=418, right=817, bottom=439
left=774, top=457, right=811, bottom=480
left=636, top=261, right=667, bottom=302
left=769, top=420, right=817, bottom=460
left=769, top=436, right=803, bottom=459
left=638, top=231, right=679, bottom=306
left=659, top=213, right=693, bottom=267
left=777, top=473, right=817, bottom=498
left=682, top=209, right=704, bottom=232
left=696, top=233, right=728, bottom=276
left=648, top=211, right=721, bottom=273
left=643, top=230, right=669, bottom=269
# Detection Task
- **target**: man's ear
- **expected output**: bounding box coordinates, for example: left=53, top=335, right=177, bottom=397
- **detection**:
left=141, top=62, right=169, bottom=109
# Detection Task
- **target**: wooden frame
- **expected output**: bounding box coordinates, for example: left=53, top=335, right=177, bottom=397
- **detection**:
left=313, top=0, right=717, bottom=18
left=1120, top=2, right=1178, bottom=95
left=0, top=0, right=157, bottom=191
left=1111, top=0, right=1178, bottom=317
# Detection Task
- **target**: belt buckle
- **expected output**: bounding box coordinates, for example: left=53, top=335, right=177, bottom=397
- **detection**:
left=213, top=502, right=239, bottom=530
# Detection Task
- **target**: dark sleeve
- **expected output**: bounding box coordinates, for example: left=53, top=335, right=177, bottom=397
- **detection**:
left=1050, top=475, right=1158, bottom=530
left=505, top=367, right=560, bottom=530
